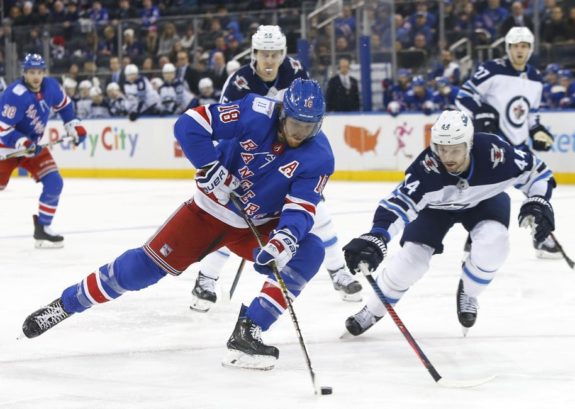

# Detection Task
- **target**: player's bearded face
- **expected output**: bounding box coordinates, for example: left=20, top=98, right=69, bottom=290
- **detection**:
left=24, top=69, right=45, bottom=92
left=280, top=117, right=318, bottom=148
left=435, top=143, right=469, bottom=174
left=255, top=50, right=283, bottom=81
left=509, top=43, right=530, bottom=67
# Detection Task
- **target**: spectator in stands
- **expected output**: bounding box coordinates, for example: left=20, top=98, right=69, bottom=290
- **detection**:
left=157, top=55, right=171, bottom=71
left=37, top=2, right=52, bottom=25
left=68, top=63, right=80, bottom=82
left=335, top=5, right=356, bottom=43
left=107, top=82, right=129, bottom=117
left=99, top=25, right=118, bottom=57
left=122, top=28, right=144, bottom=61
left=14, top=1, right=37, bottom=26
left=63, top=0, right=80, bottom=39
left=225, top=33, right=241, bottom=61
left=87, top=86, right=110, bottom=118
left=542, top=6, right=570, bottom=44
left=204, top=18, right=225, bottom=51
left=142, top=56, right=155, bottom=72
left=158, top=63, right=193, bottom=115
left=157, top=22, right=180, bottom=58
left=90, top=1, right=110, bottom=27
left=109, top=57, right=123, bottom=84
left=335, top=36, right=353, bottom=56
left=453, top=2, right=477, bottom=40
left=176, top=50, right=201, bottom=95
left=410, top=12, right=434, bottom=49
left=475, top=0, right=509, bottom=39
left=500, top=1, right=534, bottom=36
left=384, top=68, right=411, bottom=110
left=144, top=26, right=159, bottom=56
left=558, top=69, right=575, bottom=107
left=404, top=76, right=435, bottom=114
left=188, top=77, right=220, bottom=108
left=429, top=49, right=461, bottom=85
left=408, top=0, right=437, bottom=29
left=432, top=76, right=460, bottom=110
left=141, top=0, right=161, bottom=29
left=542, top=63, right=561, bottom=108
left=113, top=0, right=138, bottom=21
left=180, top=25, right=196, bottom=51
left=325, top=57, right=360, bottom=112
left=50, top=1, right=68, bottom=26
left=208, top=51, right=228, bottom=91
left=566, top=7, right=575, bottom=41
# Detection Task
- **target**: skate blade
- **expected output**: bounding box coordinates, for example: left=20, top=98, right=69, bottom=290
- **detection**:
left=189, top=295, right=215, bottom=313
left=461, top=326, right=469, bottom=337
left=222, top=349, right=277, bottom=371
left=35, top=240, right=64, bottom=249
left=339, top=330, right=356, bottom=340
left=535, top=250, right=563, bottom=260
left=340, top=291, right=362, bottom=302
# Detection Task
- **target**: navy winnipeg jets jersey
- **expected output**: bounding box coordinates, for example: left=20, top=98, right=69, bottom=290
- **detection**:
left=370, top=133, right=554, bottom=241
left=456, top=58, right=544, bottom=146
left=220, top=57, right=308, bottom=103
left=0, top=77, right=75, bottom=147
left=174, top=94, right=334, bottom=242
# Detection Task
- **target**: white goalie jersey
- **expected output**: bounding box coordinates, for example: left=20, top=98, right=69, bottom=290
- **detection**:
left=456, top=58, right=544, bottom=146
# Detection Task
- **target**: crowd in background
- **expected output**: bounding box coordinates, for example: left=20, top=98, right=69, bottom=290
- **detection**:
left=0, top=0, right=575, bottom=116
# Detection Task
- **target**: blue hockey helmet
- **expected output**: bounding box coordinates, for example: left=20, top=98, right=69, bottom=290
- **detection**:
left=412, top=75, right=426, bottom=87
left=22, top=53, right=46, bottom=70
left=545, top=63, right=560, bottom=75
left=281, top=78, right=325, bottom=141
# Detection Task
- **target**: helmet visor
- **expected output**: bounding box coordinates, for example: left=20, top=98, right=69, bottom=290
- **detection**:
left=283, top=117, right=321, bottom=145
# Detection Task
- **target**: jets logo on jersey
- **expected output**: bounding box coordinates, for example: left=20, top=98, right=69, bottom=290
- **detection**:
left=421, top=154, right=440, bottom=174
left=233, top=75, right=251, bottom=92
left=490, top=143, right=505, bottom=168
left=506, top=96, right=530, bottom=128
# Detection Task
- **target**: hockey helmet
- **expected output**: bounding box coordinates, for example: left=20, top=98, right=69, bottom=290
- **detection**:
left=22, top=53, right=46, bottom=70
left=505, top=27, right=534, bottom=62
left=430, top=110, right=474, bottom=154
left=251, top=25, right=286, bottom=62
left=281, top=78, right=325, bottom=141
left=124, top=64, right=139, bottom=76
left=162, top=63, right=176, bottom=74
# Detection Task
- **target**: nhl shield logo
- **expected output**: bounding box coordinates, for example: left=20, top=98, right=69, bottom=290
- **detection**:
left=490, top=143, right=505, bottom=168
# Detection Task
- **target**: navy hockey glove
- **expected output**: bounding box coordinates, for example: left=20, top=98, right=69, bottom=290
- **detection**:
left=473, top=105, right=499, bottom=134
left=195, top=160, right=240, bottom=205
left=253, top=229, right=298, bottom=274
left=128, top=111, right=139, bottom=122
left=343, top=233, right=387, bottom=274
left=64, top=119, right=87, bottom=146
left=529, top=124, right=554, bottom=151
left=518, top=196, right=555, bottom=243
left=15, top=137, right=42, bottom=157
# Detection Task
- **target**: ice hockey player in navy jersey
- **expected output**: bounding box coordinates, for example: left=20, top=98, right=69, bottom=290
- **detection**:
left=22, top=79, right=334, bottom=371
left=342, top=110, right=556, bottom=337
left=0, top=53, right=87, bottom=248
left=456, top=27, right=559, bottom=258
left=190, top=25, right=361, bottom=312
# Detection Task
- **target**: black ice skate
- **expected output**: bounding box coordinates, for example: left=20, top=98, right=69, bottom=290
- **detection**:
left=328, top=266, right=362, bottom=302
left=344, top=305, right=382, bottom=336
left=534, top=237, right=562, bottom=260
left=21, top=298, right=71, bottom=339
left=222, top=305, right=279, bottom=371
left=189, top=272, right=218, bottom=312
left=456, top=280, right=478, bottom=336
left=33, top=215, right=64, bottom=249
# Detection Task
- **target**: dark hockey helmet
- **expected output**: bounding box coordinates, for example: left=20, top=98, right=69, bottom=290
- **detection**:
left=23, top=53, right=46, bottom=70
left=281, top=78, right=325, bottom=141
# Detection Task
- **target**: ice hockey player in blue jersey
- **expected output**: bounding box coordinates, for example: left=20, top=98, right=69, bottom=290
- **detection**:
left=342, top=110, right=556, bottom=337
left=0, top=53, right=87, bottom=248
left=22, top=79, right=334, bottom=371
left=456, top=27, right=559, bottom=259
left=190, top=25, right=361, bottom=312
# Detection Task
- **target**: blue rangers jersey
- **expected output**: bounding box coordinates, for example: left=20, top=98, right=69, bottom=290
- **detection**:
left=456, top=58, right=544, bottom=146
left=174, top=94, right=334, bottom=242
left=370, top=133, right=554, bottom=241
left=0, top=77, right=75, bottom=147
left=220, top=57, right=308, bottom=103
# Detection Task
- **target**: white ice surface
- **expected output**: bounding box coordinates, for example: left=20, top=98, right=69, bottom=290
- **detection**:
left=1, top=178, right=574, bottom=409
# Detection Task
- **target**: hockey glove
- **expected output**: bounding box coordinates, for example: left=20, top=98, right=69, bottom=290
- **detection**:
left=195, top=160, right=240, bottom=205
left=529, top=124, right=554, bottom=151
left=518, top=196, right=555, bottom=243
left=343, top=233, right=387, bottom=274
left=473, top=105, right=499, bottom=134
left=15, top=137, right=41, bottom=158
left=64, top=119, right=87, bottom=146
left=128, top=111, right=139, bottom=122
left=253, top=229, right=298, bottom=273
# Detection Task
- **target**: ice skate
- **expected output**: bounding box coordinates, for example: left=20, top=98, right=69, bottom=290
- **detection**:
left=33, top=215, right=64, bottom=249
left=534, top=237, right=562, bottom=260
left=222, top=305, right=279, bottom=371
left=21, top=298, right=71, bottom=339
left=456, top=280, right=478, bottom=336
left=344, top=305, right=382, bottom=337
left=189, top=272, right=217, bottom=312
left=328, top=266, right=362, bottom=302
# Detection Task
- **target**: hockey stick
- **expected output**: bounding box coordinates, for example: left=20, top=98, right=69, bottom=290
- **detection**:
left=359, top=263, right=495, bottom=388
left=229, top=194, right=330, bottom=395
left=228, top=258, right=246, bottom=299
left=0, top=136, right=72, bottom=161
left=550, top=232, right=575, bottom=269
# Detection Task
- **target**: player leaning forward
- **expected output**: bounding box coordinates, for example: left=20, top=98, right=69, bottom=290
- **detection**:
left=343, top=110, right=556, bottom=336
left=21, top=79, right=334, bottom=370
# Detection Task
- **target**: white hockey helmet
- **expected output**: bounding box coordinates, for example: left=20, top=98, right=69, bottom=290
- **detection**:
left=199, top=77, right=213, bottom=90
left=89, top=86, right=102, bottom=97
left=505, top=27, right=534, bottom=62
left=78, top=79, right=92, bottom=90
left=124, top=64, right=139, bottom=76
left=251, top=25, right=287, bottom=61
left=162, top=63, right=176, bottom=74
left=430, top=110, right=474, bottom=154
left=63, top=77, right=77, bottom=89
left=106, top=82, right=120, bottom=92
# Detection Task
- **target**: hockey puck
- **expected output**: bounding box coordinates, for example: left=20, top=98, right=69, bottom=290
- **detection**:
left=320, top=386, right=333, bottom=395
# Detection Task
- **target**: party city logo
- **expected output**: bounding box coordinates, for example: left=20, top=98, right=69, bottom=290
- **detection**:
left=47, top=126, right=139, bottom=157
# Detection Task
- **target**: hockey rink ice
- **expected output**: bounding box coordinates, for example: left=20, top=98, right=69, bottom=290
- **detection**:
left=1, top=178, right=574, bottom=409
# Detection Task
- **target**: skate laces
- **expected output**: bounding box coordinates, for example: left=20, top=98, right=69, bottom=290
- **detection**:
left=330, top=268, right=357, bottom=288
left=248, top=322, right=263, bottom=342
left=458, top=291, right=478, bottom=314
left=197, top=273, right=217, bottom=293
left=35, top=302, right=69, bottom=330
left=354, top=306, right=379, bottom=328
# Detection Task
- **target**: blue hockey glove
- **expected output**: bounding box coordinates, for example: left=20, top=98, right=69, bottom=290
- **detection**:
left=195, top=160, right=240, bottom=205
left=518, top=196, right=555, bottom=243
left=253, top=229, right=298, bottom=274
left=529, top=124, right=554, bottom=152
left=64, top=119, right=87, bottom=146
left=343, top=233, right=387, bottom=274
left=15, top=137, right=41, bottom=157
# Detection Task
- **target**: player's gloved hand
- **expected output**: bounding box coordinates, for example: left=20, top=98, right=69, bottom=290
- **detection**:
left=195, top=160, right=240, bottom=205
left=529, top=124, right=554, bottom=151
left=518, top=196, right=555, bottom=243
left=473, top=105, right=499, bottom=134
left=15, top=137, right=41, bottom=157
left=64, top=119, right=87, bottom=146
left=128, top=112, right=139, bottom=122
left=343, top=233, right=387, bottom=274
left=253, top=229, right=298, bottom=273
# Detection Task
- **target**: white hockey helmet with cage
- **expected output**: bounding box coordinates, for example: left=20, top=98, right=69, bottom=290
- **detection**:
left=251, top=25, right=287, bottom=62
left=430, top=110, right=474, bottom=154
left=505, top=27, right=534, bottom=62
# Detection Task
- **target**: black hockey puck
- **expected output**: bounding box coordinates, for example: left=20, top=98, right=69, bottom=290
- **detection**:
left=320, top=386, right=333, bottom=395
